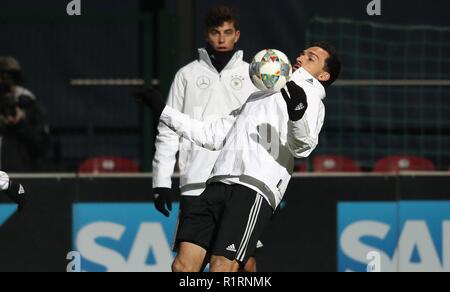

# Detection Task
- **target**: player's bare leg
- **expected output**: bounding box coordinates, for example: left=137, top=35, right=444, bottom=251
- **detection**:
left=172, top=242, right=207, bottom=272
left=210, top=256, right=240, bottom=272
left=242, top=257, right=257, bottom=272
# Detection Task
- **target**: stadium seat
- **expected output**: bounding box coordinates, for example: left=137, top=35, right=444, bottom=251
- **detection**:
left=78, top=157, right=140, bottom=173
left=294, top=160, right=308, bottom=172
left=313, top=155, right=361, bottom=172
left=374, top=156, right=436, bottom=172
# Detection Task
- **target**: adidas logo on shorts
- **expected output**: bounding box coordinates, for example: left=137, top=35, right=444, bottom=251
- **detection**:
left=226, top=244, right=237, bottom=252
left=257, top=240, right=264, bottom=249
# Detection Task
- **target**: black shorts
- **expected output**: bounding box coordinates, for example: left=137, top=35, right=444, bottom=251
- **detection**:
left=174, top=182, right=272, bottom=265
left=172, top=195, right=197, bottom=250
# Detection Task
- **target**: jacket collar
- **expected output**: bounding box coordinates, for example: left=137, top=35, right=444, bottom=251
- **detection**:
left=198, top=48, right=244, bottom=73
left=290, top=67, right=326, bottom=100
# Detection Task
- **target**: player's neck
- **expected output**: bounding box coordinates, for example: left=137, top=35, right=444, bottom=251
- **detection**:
left=205, top=43, right=237, bottom=73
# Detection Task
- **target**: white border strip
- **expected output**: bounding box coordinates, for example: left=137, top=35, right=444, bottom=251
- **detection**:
left=7, top=172, right=450, bottom=179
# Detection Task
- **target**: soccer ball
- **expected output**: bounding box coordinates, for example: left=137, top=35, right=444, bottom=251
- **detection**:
left=249, top=49, right=292, bottom=91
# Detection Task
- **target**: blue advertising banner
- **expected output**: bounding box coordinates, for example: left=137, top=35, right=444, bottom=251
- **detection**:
left=73, top=203, right=180, bottom=272
left=338, top=201, right=450, bottom=272
left=0, top=205, right=16, bottom=226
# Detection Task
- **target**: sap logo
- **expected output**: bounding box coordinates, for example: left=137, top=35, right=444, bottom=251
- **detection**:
left=0, top=205, right=16, bottom=226
left=73, top=203, right=179, bottom=272
left=338, top=201, right=450, bottom=272
left=76, top=222, right=173, bottom=272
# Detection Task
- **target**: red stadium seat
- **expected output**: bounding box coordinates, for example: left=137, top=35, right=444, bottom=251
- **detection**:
left=78, top=157, right=140, bottom=174
left=294, top=160, right=308, bottom=172
left=374, top=156, right=435, bottom=173
left=313, top=155, right=361, bottom=172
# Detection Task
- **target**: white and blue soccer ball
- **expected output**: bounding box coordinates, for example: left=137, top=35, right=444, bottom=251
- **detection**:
left=249, top=49, right=292, bottom=91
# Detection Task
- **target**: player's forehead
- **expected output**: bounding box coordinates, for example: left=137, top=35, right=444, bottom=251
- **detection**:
left=209, top=21, right=237, bottom=32
left=305, top=47, right=330, bottom=61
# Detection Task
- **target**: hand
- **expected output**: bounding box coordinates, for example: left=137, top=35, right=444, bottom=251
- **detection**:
left=281, top=81, right=308, bottom=121
left=153, top=187, right=172, bottom=217
left=4, top=180, right=27, bottom=212
left=133, top=87, right=166, bottom=118
left=0, top=107, right=25, bottom=125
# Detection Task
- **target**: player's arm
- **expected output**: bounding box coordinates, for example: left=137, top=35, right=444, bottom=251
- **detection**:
left=0, top=171, right=26, bottom=212
left=135, top=87, right=238, bottom=152
left=281, top=81, right=325, bottom=158
left=151, top=72, right=185, bottom=217
left=159, top=106, right=237, bottom=151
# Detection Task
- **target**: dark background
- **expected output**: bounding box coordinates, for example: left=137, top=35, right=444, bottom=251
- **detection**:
left=0, top=0, right=449, bottom=171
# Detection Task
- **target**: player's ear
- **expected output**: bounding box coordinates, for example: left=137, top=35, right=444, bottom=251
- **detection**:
left=234, top=30, right=241, bottom=44
left=318, top=71, right=330, bottom=82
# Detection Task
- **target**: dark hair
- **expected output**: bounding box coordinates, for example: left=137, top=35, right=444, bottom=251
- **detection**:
left=312, top=41, right=341, bottom=88
left=0, top=57, right=23, bottom=85
left=205, top=6, right=240, bottom=31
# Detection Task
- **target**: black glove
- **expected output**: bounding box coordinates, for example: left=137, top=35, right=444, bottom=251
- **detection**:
left=4, top=180, right=26, bottom=212
left=153, top=187, right=172, bottom=217
left=133, top=87, right=166, bottom=118
left=281, top=81, right=308, bottom=121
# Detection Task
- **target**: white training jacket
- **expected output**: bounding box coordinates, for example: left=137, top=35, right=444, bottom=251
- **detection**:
left=0, top=171, right=10, bottom=191
left=159, top=68, right=326, bottom=210
left=152, top=48, right=257, bottom=196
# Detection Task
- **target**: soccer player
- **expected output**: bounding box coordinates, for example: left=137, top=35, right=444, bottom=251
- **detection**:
left=142, top=6, right=260, bottom=271
left=0, top=171, right=26, bottom=211
left=138, top=42, right=341, bottom=272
